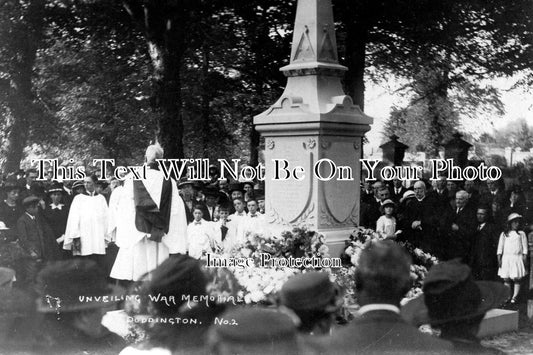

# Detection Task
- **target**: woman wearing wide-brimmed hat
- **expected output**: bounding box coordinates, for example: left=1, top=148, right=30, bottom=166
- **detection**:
left=0, top=180, right=23, bottom=229
left=497, top=213, right=528, bottom=303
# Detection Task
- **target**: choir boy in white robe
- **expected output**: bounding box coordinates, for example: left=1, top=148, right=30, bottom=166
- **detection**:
left=63, top=175, right=110, bottom=264
left=236, top=199, right=266, bottom=242
left=110, top=144, right=188, bottom=281
left=224, top=198, right=247, bottom=249
left=187, top=206, right=219, bottom=259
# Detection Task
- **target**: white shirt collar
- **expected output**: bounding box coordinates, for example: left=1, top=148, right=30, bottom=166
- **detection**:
left=358, top=304, right=400, bottom=315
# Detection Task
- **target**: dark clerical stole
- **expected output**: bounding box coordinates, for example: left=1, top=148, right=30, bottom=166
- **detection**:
left=133, top=178, right=172, bottom=242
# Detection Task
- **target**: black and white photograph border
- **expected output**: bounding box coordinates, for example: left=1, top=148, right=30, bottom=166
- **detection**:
left=0, top=0, right=532, bottom=354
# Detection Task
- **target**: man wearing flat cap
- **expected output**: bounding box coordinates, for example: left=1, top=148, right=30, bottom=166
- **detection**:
left=17, top=195, right=61, bottom=286
left=315, top=240, right=453, bottom=354
left=111, top=143, right=188, bottom=282
left=402, top=260, right=508, bottom=354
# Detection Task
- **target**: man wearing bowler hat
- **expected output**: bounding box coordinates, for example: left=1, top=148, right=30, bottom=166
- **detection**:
left=402, top=260, right=508, bottom=354
left=227, top=182, right=246, bottom=215
left=202, top=186, right=221, bottom=221
left=316, top=240, right=453, bottom=354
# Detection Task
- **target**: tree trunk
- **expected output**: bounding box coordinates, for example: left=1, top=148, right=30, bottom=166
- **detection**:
left=3, top=0, right=45, bottom=173
left=426, top=63, right=451, bottom=158
left=123, top=1, right=188, bottom=159
left=201, top=42, right=210, bottom=157
left=343, top=6, right=368, bottom=111
left=146, top=40, right=184, bottom=159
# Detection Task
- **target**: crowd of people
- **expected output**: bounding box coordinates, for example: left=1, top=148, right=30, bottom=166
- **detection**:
left=0, top=148, right=529, bottom=354
left=0, top=241, right=509, bottom=354
left=361, top=175, right=532, bottom=303
left=0, top=145, right=268, bottom=289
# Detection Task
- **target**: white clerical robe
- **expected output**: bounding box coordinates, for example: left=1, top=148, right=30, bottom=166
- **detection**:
left=64, top=193, right=109, bottom=255
left=107, top=185, right=124, bottom=242
left=187, top=219, right=219, bottom=259
left=110, top=169, right=187, bottom=281
left=222, top=212, right=247, bottom=251
left=236, top=213, right=266, bottom=243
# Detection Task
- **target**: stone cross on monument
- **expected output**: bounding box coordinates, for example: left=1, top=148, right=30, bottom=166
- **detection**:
left=254, top=0, right=373, bottom=254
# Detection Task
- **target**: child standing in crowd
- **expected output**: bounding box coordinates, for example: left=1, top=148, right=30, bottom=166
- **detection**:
left=497, top=213, right=529, bottom=303
left=215, top=205, right=231, bottom=251
left=187, top=205, right=219, bottom=259
left=376, top=199, right=399, bottom=240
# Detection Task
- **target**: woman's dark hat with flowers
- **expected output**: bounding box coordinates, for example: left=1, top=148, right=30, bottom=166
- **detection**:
left=402, top=259, right=509, bottom=326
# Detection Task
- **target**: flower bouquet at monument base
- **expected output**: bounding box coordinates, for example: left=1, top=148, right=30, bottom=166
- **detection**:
left=333, top=226, right=439, bottom=307
left=202, top=227, right=331, bottom=305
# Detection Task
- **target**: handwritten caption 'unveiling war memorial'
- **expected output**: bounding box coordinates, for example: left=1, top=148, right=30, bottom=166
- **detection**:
left=32, top=158, right=502, bottom=182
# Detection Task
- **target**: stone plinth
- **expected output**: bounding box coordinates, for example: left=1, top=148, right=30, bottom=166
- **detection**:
left=254, top=0, right=372, bottom=251
left=477, top=308, right=518, bottom=338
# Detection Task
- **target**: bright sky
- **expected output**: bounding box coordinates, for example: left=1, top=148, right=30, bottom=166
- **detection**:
left=363, top=74, right=533, bottom=152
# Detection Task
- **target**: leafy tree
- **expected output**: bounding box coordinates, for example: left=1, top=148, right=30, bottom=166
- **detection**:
left=0, top=0, right=47, bottom=173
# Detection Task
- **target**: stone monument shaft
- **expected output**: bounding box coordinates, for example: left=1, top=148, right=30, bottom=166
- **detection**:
left=254, top=0, right=373, bottom=253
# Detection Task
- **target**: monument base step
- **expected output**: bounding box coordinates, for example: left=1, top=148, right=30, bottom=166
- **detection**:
left=477, top=308, right=518, bottom=338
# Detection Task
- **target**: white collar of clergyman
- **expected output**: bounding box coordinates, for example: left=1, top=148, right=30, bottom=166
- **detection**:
left=358, top=304, right=400, bottom=315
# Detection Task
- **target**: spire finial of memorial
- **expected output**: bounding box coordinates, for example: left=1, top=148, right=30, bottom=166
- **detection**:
left=281, top=0, right=347, bottom=77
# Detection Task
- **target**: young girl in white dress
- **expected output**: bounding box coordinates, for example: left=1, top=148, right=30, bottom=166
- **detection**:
left=497, top=213, right=529, bottom=303
left=376, top=199, right=400, bottom=240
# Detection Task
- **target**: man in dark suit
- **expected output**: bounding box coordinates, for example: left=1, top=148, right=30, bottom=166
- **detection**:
left=390, top=178, right=407, bottom=204
left=17, top=196, right=61, bottom=286
left=314, top=241, right=452, bottom=354
left=361, top=180, right=374, bottom=204
left=429, top=174, right=450, bottom=208
left=361, top=183, right=389, bottom=229
left=469, top=206, right=501, bottom=281
left=464, top=179, right=480, bottom=209
left=400, top=181, right=442, bottom=253
left=442, top=190, right=477, bottom=261
left=18, top=169, right=45, bottom=203
left=17, top=196, right=61, bottom=262
left=178, top=179, right=209, bottom=223
left=202, top=186, right=220, bottom=221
